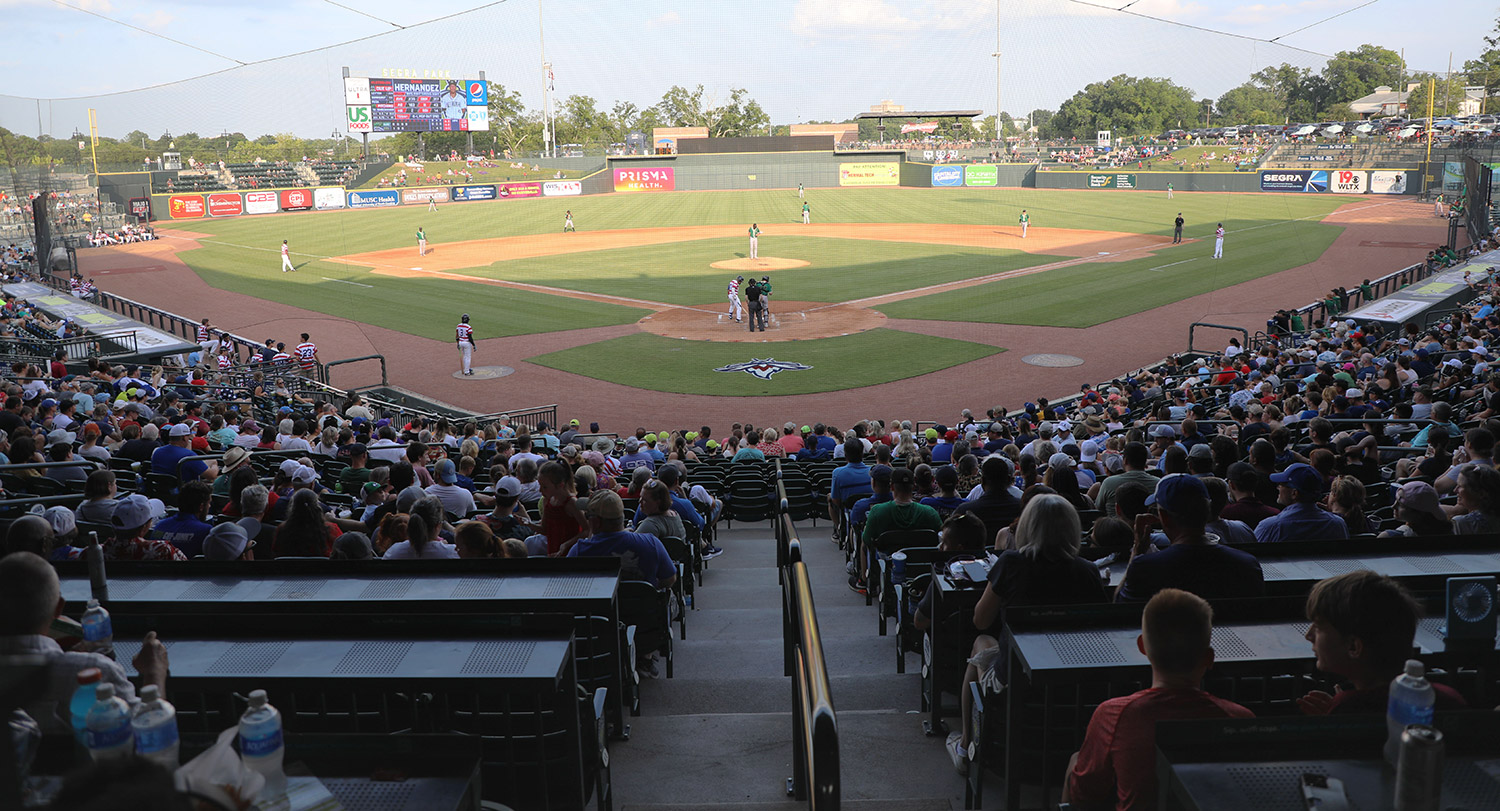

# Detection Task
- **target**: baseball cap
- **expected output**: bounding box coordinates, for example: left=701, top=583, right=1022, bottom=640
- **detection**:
left=39, top=398, right=57, bottom=410
left=593, top=437, right=616, bottom=455
left=569, top=419, right=580, bottom=427
left=889, top=466, right=914, bottom=488
left=934, top=465, right=958, bottom=486
left=870, top=464, right=893, bottom=483
left=36, top=504, right=76, bottom=538
left=624, top=437, right=640, bottom=452
left=435, top=458, right=458, bottom=484
left=587, top=489, right=625, bottom=520
left=396, top=485, right=426, bottom=513
left=1152, top=424, right=1176, bottom=439
left=1145, top=474, right=1210, bottom=515
left=292, top=465, right=320, bottom=485
left=344, top=442, right=368, bottom=458
left=168, top=423, right=193, bottom=438
left=494, top=475, right=522, bottom=498
left=644, top=433, right=657, bottom=443
left=111, top=494, right=155, bottom=530
left=46, top=428, right=75, bottom=447
left=801, top=425, right=811, bottom=433
left=204, top=522, right=250, bottom=561
left=361, top=480, right=385, bottom=499
left=1345, top=388, right=1365, bottom=399
left=1270, top=463, right=1322, bottom=495
left=706, top=440, right=720, bottom=450
left=279, top=459, right=302, bottom=477
left=1187, top=442, right=1213, bottom=459
left=1048, top=452, right=1075, bottom=469
left=944, top=430, right=959, bottom=442
left=924, top=427, right=939, bottom=441
left=559, top=444, right=580, bottom=459
left=1397, top=481, right=1447, bottom=521
left=1079, top=439, right=1098, bottom=463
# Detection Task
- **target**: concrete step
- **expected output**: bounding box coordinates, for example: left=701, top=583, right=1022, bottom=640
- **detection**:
left=636, top=672, right=921, bottom=716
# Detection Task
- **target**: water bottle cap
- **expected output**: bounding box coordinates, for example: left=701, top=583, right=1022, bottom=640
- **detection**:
left=96, top=682, right=115, bottom=700
left=1404, top=659, right=1425, bottom=677
left=139, top=685, right=158, bottom=703
left=86, top=598, right=99, bottom=609
left=247, top=689, right=267, bottom=707
left=77, top=667, right=101, bottom=685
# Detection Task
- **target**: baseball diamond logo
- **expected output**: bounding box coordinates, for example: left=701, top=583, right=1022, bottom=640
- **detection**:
left=714, top=358, right=813, bottom=380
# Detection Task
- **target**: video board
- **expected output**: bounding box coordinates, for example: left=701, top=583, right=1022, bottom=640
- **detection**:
left=344, top=76, right=489, bottom=134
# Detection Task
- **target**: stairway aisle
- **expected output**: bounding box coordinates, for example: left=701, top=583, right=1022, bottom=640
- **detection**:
left=612, top=518, right=968, bottom=810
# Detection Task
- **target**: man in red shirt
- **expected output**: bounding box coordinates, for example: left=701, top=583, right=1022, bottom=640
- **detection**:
left=1063, top=589, right=1253, bottom=811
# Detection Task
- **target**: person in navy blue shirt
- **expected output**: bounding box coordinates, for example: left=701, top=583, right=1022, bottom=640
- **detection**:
left=1116, top=474, right=1265, bottom=603
left=569, top=491, right=676, bottom=589
left=829, top=439, right=873, bottom=535
left=1253, top=463, right=1349, bottom=543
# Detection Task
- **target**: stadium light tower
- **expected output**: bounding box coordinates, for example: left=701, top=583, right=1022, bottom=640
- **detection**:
left=992, top=2, right=1001, bottom=143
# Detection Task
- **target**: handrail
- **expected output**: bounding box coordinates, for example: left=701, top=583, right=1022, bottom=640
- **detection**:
left=776, top=464, right=839, bottom=809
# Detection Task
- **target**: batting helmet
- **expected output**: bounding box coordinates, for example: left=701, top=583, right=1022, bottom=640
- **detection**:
left=461, top=313, right=470, bottom=323
left=736, top=275, right=744, bottom=282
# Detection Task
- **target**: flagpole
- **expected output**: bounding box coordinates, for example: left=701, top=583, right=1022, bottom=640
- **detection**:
left=539, top=0, right=553, bottom=159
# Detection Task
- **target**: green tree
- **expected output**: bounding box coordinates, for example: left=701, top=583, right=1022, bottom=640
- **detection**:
left=1407, top=73, right=1468, bottom=118
left=1027, top=109, right=1054, bottom=135
left=654, top=85, right=769, bottom=137
left=1047, top=75, right=1199, bottom=139
left=1215, top=83, right=1283, bottom=124
left=1321, top=44, right=1404, bottom=105
left=555, top=94, right=603, bottom=146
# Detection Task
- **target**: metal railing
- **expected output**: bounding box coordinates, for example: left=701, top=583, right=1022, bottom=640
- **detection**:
left=469, top=404, right=560, bottom=434
left=775, top=470, right=839, bottom=810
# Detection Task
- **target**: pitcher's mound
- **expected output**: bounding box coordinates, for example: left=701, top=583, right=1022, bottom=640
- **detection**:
left=639, top=301, right=885, bottom=342
left=710, top=257, right=809, bottom=271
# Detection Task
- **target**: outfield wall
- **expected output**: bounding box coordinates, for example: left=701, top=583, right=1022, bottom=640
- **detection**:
left=605, top=151, right=902, bottom=191
left=1031, top=168, right=1422, bottom=195
left=903, top=162, right=1035, bottom=188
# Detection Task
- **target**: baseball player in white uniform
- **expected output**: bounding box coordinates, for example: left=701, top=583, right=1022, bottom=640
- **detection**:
left=1213, top=224, right=1225, bottom=259
left=440, top=81, right=467, bottom=123
left=456, top=313, right=475, bottom=375
left=727, top=275, right=744, bottom=322
left=280, top=240, right=294, bottom=273
left=748, top=223, right=760, bottom=259
left=563, top=210, right=575, bottom=232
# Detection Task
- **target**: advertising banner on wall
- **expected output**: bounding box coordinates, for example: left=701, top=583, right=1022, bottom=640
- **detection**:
left=128, top=198, right=151, bottom=219
left=167, top=195, right=205, bottom=219
left=613, top=167, right=675, bottom=192
left=838, top=162, right=899, bottom=186
left=401, top=187, right=450, bottom=205
left=1368, top=171, right=1409, bottom=195
left=313, top=187, right=345, bottom=210
left=964, top=165, right=998, bottom=187
left=206, top=193, right=243, bottom=217
left=1260, top=170, right=1328, bottom=192
left=279, top=189, right=314, bottom=211
left=1443, top=161, right=1466, bottom=193
left=1087, top=174, right=1137, bottom=189
left=495, top=181, right=543, bottom=199
left=244, top=191, right=279, bottom=214
left=347, top=189, right=400, bottom=209
left=543, top=180, right=582, bottom=196
left=451, top=185, right=495, bottom=202
left=1329, top=170, right=1367, bottom=194
left=931, top=165, right=963, bottom=187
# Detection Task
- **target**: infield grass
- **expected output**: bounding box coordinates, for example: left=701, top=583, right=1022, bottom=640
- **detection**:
left=527, top=329, right=1003, bottom=396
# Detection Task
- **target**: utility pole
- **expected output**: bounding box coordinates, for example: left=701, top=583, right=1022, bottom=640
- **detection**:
left=539, top=0, right=553, bottom=159
left=1445, top=52, right=1454, bottom=117
left=991, top=1, right=1001, bottom=143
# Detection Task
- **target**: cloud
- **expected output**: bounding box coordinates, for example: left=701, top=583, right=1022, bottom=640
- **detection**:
left=648, top=10, right=680, bottom=26
left=132, top=9, right=173, bottom=29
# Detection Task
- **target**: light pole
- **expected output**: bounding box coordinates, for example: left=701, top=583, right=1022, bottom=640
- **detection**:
left=992, top=0, right=1001, bottom=144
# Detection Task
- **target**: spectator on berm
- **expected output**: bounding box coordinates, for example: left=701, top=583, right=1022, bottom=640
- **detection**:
left=1115, top=475, right=1264, bottom=603
left=1253, top=463, right=1349, bottom=542
left=1063, top=589, right=1254, bottom=811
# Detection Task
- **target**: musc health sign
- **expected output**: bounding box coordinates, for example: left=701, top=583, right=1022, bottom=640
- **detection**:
left=614, top=167, right=674, bottom=192
left=347, top=189, right=400, bottom=209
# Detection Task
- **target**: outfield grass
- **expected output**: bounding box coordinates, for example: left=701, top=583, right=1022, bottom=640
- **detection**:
left=877, top=220, right=1342, bottom=327
left=357, top=160, right=587, bottom=189
left=447, top=236, right=1065, bottom=306
left=175, top=243, right=647, bottom=341
left=527, top=329, right=1003, bottom=396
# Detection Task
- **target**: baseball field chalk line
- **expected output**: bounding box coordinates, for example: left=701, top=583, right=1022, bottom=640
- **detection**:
left=1150, top=258, right=1200, bottom=272
left=321, top=277, right=374, bottom=288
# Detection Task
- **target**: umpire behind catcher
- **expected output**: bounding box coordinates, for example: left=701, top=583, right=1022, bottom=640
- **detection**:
left=745, top=278, right=768, bottom=332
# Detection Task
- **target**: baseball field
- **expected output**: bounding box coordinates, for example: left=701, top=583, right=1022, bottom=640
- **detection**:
left=85, top=184, right=1440, bottom=422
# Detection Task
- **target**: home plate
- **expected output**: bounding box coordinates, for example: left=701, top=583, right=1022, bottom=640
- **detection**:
left=454, top=366, right=514, bottom=380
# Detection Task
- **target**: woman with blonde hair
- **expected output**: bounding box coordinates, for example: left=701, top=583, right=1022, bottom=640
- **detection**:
left=459, top=438, right=480, bottom=461
left=893, top=430, right=919, bottom=461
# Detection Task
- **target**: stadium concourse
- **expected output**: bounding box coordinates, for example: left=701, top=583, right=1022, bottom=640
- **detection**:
left=75, top=195, right=1439, bottom=430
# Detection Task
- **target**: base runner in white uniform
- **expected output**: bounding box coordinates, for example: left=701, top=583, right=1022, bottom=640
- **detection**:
left=456, top=313, right=475, bottom=375
left=727, top=275, right=744, bottom=322
left=280, top=240, right=294, bottom=272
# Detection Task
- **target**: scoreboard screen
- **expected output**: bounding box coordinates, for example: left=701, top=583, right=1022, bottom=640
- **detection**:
left=345, top=76, right=489, bottom=134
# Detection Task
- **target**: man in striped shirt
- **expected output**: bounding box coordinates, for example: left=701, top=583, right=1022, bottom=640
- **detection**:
left=295, top=333, right=318, bottom=374
left=455, top=314, right=475, bottom=376
left=270, top=343, right=292, bottom=365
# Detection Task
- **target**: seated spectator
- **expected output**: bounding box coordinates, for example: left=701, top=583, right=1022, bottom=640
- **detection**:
left=44, top=432, right=89, bottom=484
left=949, top=494, right=1108, bottom=773
left=3, top=514, right=57, bottom=558
left=272, top=489, right=340, bottom=558
left=1379, top=481, right=1453, bottom=537
left=1201, top=477, right=1254, bottom=544
left=1253, top=463, right=1349, bottom=542
left=634, top=480, right=686, bottom=542
left=920, top=465, right=967, bottom=517
left=337, top=443, right=372, bottom=493
left=1063, top=589, right=1254, bottom=810
left=331, top=532, right=374, bottom=560
left=425, top=458, right=477, bottom=517
left=204, top=522, right=254, bottom=561
left=1297, top=571, right=1467, bottom=715
left=531, top=460, right=587, bottom=557
left=829, top=439, right=873, bottom=536
left=1116, top=475, right=1264, bottom=602
left=150, top=422, right=217, bottom=483
left=732, top=430, right=766, bottom=462
left=1326, top=476, right=1374, bottom=536
left=149, top=480, right=214, bottom=558
left=105, top=494, right=184, bottom=561
left=1453, top=465, right=1500, bottom=534
left=382, top=495, right=457, bottom=559
left=75, top=469, right=119, bottom=525
left=475, top=476, right=535, bottom=540
left=0, top=551, right=170, bottom=734
left=850, top=465, right=893, bottom=536
left=209, top=446, right=252, bottom=497
left=568, top=490, right=677, bottom=588
left=1091, top=441, right=1156, bottom=518
left=949, top=455, right=1023, bottom=547
left=455, top=521, right=503, bottom=559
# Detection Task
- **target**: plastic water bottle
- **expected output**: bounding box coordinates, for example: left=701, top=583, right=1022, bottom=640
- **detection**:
left=1385, top=659, right=1436, bottom=766
left=131, top=684, right=179, bottom=768
left=80, top=598, right=114, bottom=660
left=69, top=668, right=103, bottom=745
left=83, top=682, right=133, bottom=761
left=238, top=689, right=286, bottom=798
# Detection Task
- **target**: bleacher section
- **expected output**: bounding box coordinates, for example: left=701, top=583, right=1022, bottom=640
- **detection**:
left=151, top=172, right=227, bottom=195
left=226, top=162, right=303, bottom=189
left=308, top=159, right=359, bottom=187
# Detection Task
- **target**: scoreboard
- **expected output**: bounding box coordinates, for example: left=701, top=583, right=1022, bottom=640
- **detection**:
left=345, top=76, right=489, bottom=134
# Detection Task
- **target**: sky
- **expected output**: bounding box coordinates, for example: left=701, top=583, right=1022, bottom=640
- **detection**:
left=0, top=0, right=1491, bottom=139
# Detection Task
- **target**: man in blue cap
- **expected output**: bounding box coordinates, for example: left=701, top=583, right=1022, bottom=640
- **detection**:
left=1115, top=474, right=1264, bottom=603
left=1253, top=463, right=1349, bottom=543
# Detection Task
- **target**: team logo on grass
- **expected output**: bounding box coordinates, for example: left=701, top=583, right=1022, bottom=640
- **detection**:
left=714, top=358, right=813, bottom=380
